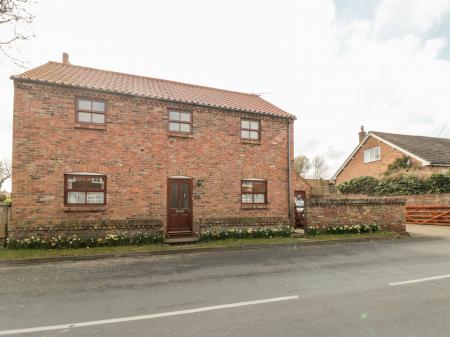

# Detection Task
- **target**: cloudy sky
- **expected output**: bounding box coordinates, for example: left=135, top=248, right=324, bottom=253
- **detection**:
left=1, top=0, right=450, bottom=191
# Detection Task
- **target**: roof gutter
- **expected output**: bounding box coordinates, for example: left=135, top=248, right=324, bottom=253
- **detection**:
left=12, top=78, right=295, bottom=120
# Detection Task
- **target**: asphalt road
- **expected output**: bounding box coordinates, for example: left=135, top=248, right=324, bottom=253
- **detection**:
left=2, top=237, right=450, bottom=337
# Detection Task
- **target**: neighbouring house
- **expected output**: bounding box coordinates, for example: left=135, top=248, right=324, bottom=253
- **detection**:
left=10, top=54, right=297, bottom=239
left=333, top=126, right=450, bottom=184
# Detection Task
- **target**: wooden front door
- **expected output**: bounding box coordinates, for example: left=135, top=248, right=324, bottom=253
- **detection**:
left=167, top=178, right=193, bottom=235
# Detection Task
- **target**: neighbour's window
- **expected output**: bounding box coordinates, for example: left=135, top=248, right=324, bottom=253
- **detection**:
left=364, top=147, right=381, bottom=163
left=241, top=119, right=260, bottom=140
left=65, top=174, right=106, bottom=205
left=241, top=180, right=267, bottom=204
left=168, top=111, right=192, bottom=133
left=77, top=99, right=106, bottom=124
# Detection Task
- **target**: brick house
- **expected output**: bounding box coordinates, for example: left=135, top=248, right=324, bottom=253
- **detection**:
left=333, top=127, right=450, bottom=184
left=10, top=54, right=297, bottom=239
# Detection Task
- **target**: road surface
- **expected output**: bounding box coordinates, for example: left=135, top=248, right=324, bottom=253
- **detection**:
left=1, top=237, right=450, bottom=336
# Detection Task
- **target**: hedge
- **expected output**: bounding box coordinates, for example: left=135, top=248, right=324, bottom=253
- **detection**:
left=337, top=171, right=450, bottom=195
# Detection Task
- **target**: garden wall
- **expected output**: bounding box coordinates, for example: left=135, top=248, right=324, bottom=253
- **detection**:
left=306, top=198, right=406, bottom=233
left=332, top=193, right=450, bottom=206
left=402, top=194, right=450, bottom=206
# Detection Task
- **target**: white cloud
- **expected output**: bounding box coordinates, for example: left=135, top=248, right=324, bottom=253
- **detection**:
left=374, top=0, right=450, bottom=36
left=1, top=0, right=450, bottom=191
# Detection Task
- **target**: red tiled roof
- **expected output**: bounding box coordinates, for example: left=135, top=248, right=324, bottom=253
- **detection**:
left=12, top=62, right=293, bottom=118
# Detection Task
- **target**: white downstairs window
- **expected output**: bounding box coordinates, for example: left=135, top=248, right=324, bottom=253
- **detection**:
left=364, top=146, right=381, bottom=163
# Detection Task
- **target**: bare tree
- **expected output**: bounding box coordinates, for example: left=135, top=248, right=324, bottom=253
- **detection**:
left=0, top=158, right=11, bottom=191
left=0, top=0, right=36, bottom=66
left=310, top=155, right=329, bottom=180
left=293, top=155, right=311, bottom=178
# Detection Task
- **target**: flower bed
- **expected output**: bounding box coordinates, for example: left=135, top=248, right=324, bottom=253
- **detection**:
left=307, top=224, right=382, bottom=236
left=7, top=233, right=165, bottom=249
left=200, top=226, right=294, bottom=241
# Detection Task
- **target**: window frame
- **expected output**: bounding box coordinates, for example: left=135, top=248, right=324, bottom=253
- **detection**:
left=64, top=173, right=107, bottom=206
left=167, top=110, right=193, bottom=134
left=363, top=146, right=381, bottom=163
left=240, top=119, right=261, bottom=140
left=75, top=98, right=107, bottom=125
left=241, top=179, right=267, bottom=205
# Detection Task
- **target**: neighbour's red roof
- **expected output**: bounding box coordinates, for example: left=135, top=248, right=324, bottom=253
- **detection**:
left=12, top=61, right=293, bottom=118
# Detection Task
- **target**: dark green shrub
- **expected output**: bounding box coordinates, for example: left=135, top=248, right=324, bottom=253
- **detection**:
left=375, top=174, right=428, bottom=195
left=337, top=173, right=449, bottom=195
left=384, top=156, right=411, bottom=175
left=336, top=176, right=379, bottom=194
left=428, top=173, right=450, bottom=193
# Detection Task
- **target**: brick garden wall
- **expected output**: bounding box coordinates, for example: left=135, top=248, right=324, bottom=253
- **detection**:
left=306, top=198, right=406, bottom=233
left=11, top=81, right=293, bottom=238
left=333, top=193, right=450, bottom=206
left=402, top=194, right=450, bottom=206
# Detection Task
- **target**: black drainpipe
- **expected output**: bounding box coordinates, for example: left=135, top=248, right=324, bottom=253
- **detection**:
left=287, top=118, right=292, bottom=223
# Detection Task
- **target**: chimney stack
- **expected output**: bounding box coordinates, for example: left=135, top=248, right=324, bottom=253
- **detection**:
left=359, top=125, right=366, bottom=143
left=62, top=52, right=70, bottom=64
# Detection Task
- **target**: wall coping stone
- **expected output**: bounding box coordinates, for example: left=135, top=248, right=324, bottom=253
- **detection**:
left=308, top=198, right=406, bottom=206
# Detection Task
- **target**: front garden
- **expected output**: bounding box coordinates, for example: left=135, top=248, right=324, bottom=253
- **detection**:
left=0, top=224, right=400, bottom=261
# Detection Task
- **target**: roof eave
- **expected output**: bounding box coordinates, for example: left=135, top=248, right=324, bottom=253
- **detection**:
left=12, top=77, right=295, bottom=119
left=332, top=131, right=435, bottom=180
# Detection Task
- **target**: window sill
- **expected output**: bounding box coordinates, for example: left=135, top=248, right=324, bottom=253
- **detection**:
left=363, top=159, right=381, bottom=164
left=168, top=132, right=193, bottom=138
left=241, top=139, right=261, bottom=145
left=64, top=206, right=107, bottom=212
left=75, top=123, right=107, bottom=131
left=241, top=204, right=269, bottom=210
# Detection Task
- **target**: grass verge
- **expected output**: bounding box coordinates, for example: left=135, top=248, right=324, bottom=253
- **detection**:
left=0, top=232, right=400, bottom=261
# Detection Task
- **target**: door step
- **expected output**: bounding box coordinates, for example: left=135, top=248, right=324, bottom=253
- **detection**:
left=164, top=236, right=200, bottom=245
left=293, top=228, right=305, bottom=238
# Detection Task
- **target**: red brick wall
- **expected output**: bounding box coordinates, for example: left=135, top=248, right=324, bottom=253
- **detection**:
left=335, top=136, right=449, bottom=184
left=336, top=136, right=409, bottom=184
left=292, top=174, right=311, bottom=196
left=11, top=81, right=294, bottom=237
left=403, top=194, right=450, bottom=206
left=306, top=198, right=406, bottom=233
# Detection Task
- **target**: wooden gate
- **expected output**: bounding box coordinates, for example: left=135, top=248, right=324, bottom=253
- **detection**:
left=0, top=204, right=10, bottom=246
left=406, top=205, right=450, bottom=225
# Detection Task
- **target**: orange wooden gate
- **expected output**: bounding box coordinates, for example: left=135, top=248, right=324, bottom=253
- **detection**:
left=406, top=205, right=450, bottom=225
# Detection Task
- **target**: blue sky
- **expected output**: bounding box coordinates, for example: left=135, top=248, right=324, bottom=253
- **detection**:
left=1, top=0, right=450, bottom=191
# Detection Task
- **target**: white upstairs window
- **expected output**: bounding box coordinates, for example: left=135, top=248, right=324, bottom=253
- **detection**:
left=364, top=147, right=381, bottom=163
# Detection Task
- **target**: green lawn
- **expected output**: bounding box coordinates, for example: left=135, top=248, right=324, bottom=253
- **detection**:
left=0, top=232, right=400, bottom=261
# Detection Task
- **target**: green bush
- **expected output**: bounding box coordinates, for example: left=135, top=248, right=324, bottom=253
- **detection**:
left=307, top=224, right=382, bottom=235
left=384, top=156, right=411, bottom=175
left=428, top=173, right=450, bottom=193
left=199, top=226, right=294, bottom=242
left=336, top=176, right=379, bottom=194
left=337, top=172, right=450, bottom=195
left=7, top=232, right=165, bottom=249
left=374, top=174, right=428, bottom=195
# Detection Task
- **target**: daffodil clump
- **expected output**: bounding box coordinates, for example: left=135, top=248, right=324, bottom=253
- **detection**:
left=307, top=224, right=381, bottom=236
left=7, top=232, right=165, bottom=249
left=200, top=225, right=294, bottom=242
